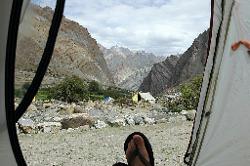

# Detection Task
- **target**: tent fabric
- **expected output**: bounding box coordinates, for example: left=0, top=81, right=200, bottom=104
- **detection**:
left=0, top=0, right=19, bottom=165
left=139, top=92, right=156, bottom=104
left=185, top=0, right=250, bottom=165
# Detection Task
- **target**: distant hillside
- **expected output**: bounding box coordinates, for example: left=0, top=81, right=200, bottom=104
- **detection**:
left=16, top=4, right=113, bottom=85
left=139, top=30, right=209, bottom=96
left=100, top=45, right=164, bottom=90
left=139, top=55, right=180, bottom=95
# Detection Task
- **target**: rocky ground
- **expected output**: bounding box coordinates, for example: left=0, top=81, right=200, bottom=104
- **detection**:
left=16, top=100, right=194, bottom=166
left=19, top=121, right=192, bottom=166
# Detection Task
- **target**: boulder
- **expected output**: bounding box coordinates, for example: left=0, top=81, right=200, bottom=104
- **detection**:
left=133, top=116, right=144, bottom=125
left=124, top=115, right=135, bottom=125
left=60, top=104, right=75, bottom=114
left=79, top=125, right=90, bottom=131
left=43, top=102, right=52, bottom=108
left=156, top=118, right=168, bottom=124
left=53, top=117, right=62, bottom=122
left=74, top=105, right=86, bottom=113
left=181, top=110, right=196, bottom=121
left=161, top=107, right=169, bottom=113
left=143, top=117, right=155, bottom=125
left=27, top=104, right=37, bottom=112
left=108, top=118, right=126, bottom=127
left=18, top=118, right=35, bottom=134
left=94, top=120, right=108, bottom=129
left=61, top=113, right=94, bottom=129
left=36, top=122, right=62, bottom=133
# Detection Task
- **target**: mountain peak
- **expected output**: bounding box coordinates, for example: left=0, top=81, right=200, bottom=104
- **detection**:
left=139, top=30, right=209, bottom=96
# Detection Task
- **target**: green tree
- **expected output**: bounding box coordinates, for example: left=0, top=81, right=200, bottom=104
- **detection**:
left=49, top=76, right=88, bottom=102
left=179, top=75, right=203, bottom=110
left=88, top=80, right=101, bottom=93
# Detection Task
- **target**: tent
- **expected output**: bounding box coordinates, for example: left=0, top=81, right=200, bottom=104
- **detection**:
left=132, top=92, right=156, bottom=104
left=0, top=0, right=250, bottom=165
left=184, top=0, right=250, bottom=165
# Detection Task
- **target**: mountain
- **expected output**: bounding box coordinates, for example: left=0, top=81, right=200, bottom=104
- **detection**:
left=139, top=55, right=180, bottom=95
left=16, top=4, right=113, bottom=85
left=100, top=45, right=164, bottom=90
left=139, top=30, right=209, bottom=96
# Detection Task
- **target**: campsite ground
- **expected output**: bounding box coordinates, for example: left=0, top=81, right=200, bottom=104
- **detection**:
left=18, top=121, right=192, bottom=166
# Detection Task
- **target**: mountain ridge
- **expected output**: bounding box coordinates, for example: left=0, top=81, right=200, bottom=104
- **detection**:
left=139, top=30, right=209, bottom=96
left=16, top=4, right=113, bottom=85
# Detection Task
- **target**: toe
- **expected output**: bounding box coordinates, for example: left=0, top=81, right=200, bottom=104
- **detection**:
left=133, top=135, right=149, bottom=162
left=126, top=139, right=135, bottom=159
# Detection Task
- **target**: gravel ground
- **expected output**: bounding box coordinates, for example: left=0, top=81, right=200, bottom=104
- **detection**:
left=18, top=121, right=193, bottom=166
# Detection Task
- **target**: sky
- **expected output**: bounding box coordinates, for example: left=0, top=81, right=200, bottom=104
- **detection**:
left=33, top=0, right=211, bottom=56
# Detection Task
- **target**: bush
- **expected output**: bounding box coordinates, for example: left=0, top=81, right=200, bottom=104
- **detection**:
left=35, top=77, right=132, bottom=103
left=88, top=80, right=101, bottom=93
left=48, top=76, right=88, bottom=103
left=36, top=88, right=52, bottom=101
left=179, top=75, right=203, bottom=110
left=165, top=75, right=203, bottom=112
left=100, top=87, right=130, bottom=100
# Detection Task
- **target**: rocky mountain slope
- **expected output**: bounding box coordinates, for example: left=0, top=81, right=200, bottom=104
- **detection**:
left=100, top=45, right=164, bottom=90
left=140, top=30, right=209, bottom=96
left=139, top=55, right=180, bottom=95
left=16, top=4, right=113, bottom=85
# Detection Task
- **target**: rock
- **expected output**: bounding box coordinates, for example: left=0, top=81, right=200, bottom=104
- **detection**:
left=16, top=5, right=113, bottom=85
left=133, top=116, right=144, bottom=125
left=16, top=123, right=20, bottom=134
left=156, top=118, right=168, bottom=124
left=60, top=104, right=75, bottom=114
left=18, top=118, right=35, bottom=134
left=43, top=102, right=52, bottom=108
left=124, top=115, right=135, bottom=125
left=139, top=30, right=209, bottom=96
left=74, top=105, right=85, bottom=113
left=67, top=128, right=74, bottom=132
left=44, top=117, right=52, bottom=121
left=94, top=120, right=108, bottom=129
left=53, top=117, right=62, bottom=122
left=151, top=104, right=163, bottom=112
left=181, top=110, right=196, bottom=121
left=36, top=122, right=62, bottom=133
left=61, top=113, right=94, bottom=129
left=108, top=118, right=126, bottom=127
left=27, top=104, right=37, bottom=112
left=79, top=125, right=90, bottom=131
left=143, top=117, right=155, bottom=125
left=161, top=107, right=169, bottom=113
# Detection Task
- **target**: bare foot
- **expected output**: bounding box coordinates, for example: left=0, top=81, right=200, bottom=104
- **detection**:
left=126, top=135, right=150, bottom=166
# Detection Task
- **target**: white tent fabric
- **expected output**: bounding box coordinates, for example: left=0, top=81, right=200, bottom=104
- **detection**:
left=0, top=0, right=32, bottom=165
left=139, top=92, right=156, bottom=104
left=0, top=1, right=19, bottom=165
left=186, top=0, right=250, bottom=165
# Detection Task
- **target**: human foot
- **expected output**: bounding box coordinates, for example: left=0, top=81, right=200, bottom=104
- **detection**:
left=125, top=135, right=151, bottom=166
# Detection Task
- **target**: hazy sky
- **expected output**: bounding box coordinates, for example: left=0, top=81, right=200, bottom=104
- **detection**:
left=33, top=0, right=211, bottom=56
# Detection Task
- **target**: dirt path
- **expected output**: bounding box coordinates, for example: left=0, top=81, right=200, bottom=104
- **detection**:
left=18, top=121, right=193, bottom=166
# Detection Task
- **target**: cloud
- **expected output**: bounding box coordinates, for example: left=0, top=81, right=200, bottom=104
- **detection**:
left=33, top=0, right=211, bottom=56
